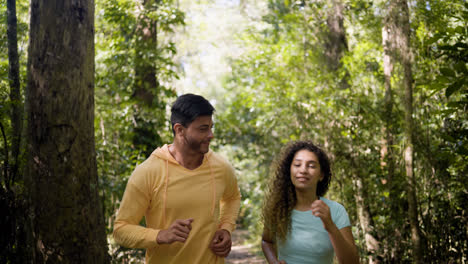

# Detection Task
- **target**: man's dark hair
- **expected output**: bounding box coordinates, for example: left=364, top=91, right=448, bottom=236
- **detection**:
left=170, top=93, right=215, bottom=134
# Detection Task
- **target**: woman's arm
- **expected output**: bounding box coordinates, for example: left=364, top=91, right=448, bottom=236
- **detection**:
left=327, top=225, right=360, bottom=264
left=262, top=230, right=286, bottom=264
left=311, top=200, right=359, bottom=264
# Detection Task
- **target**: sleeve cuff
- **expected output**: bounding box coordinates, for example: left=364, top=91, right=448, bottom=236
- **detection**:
left=219, top=222, right=236, bottom=233
left=145, top=228, right=161, bottom=248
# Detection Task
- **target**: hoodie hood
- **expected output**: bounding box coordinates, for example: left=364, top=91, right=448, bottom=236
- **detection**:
left=151, top=144, right=213, bottom=166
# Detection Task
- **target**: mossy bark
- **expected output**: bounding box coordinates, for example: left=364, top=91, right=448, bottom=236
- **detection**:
left=25, top=0, right=110, bottom=262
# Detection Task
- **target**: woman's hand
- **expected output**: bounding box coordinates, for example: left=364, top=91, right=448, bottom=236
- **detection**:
left=310, top=199, right=335, bottom=231
left=311, top=200, right=360, bottom=264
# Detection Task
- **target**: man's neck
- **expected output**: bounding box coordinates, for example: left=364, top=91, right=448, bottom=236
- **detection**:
left=169, top=142, right=204, bottom=170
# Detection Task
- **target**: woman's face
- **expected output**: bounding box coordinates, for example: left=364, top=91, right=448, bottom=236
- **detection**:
left=290, top=149, right=323, bottom=191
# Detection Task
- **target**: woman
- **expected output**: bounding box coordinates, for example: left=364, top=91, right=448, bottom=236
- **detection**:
left=262, top=141, right=359, bottom=264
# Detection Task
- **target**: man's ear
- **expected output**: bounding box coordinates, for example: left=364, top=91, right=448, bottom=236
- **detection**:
left=173, top=123, right=185, bottom=137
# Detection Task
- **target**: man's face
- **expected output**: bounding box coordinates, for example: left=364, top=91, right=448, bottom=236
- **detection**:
left=182, top=115, right=214, bottom=154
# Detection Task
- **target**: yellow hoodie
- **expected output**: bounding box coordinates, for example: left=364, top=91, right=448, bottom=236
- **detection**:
left=113, top=144, right=241, bottom=264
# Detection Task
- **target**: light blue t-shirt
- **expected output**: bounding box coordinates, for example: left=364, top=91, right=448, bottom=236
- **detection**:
left=277, top=197, right=351, bottom=264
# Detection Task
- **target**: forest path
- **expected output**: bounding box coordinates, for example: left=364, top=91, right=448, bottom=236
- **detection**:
left=225, top=229, right=266, bottom=264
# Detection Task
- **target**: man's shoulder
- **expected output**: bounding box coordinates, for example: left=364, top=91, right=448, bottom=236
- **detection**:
left=208, top=150, right=233, bottom=168
left=133, top=153, right=165, bottom=174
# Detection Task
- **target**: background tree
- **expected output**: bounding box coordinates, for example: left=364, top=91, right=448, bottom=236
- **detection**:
left=393, top=0, right=423, bottom=262
left=94, top=0, right=184, bottom=260
left=1, top=0, right=466, bottom=262
left=25, top=0, right=109, bottom=262
left=1, top=0, right=29, bottom=262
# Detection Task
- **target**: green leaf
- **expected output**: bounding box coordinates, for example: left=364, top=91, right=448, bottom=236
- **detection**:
left=454, top=26, right=465, bottom=34
left=427, top=33, right=442, bottom=45
left=446, top=80, right=464, bottom=98
left=454, top=62, right=467, bottom=74
left=440, top=67, right=455, bottom=78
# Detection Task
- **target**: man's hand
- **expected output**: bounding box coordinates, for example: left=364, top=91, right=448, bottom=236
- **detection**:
left=157, top=218, right=194, bottom=244
left=210, top=229, right=232, bottom=257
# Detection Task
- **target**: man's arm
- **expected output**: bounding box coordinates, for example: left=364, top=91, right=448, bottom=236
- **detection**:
left=217, top=165, right=241, bottom=232
left=210, top=164, right=241, bottom=257
left=113, top=173, right=160, bottom=249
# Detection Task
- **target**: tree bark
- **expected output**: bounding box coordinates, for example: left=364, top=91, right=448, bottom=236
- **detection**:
left=350, top=155, right=380, bottom=264
left=382, top=23, right=395, bottom=184
left=382, top=5, right=405, bottom=262
left=325, top=0, right=347, bottom=71
left=324, top=0, right=349, bottom=88
left=25, top=0, right=110, bottom=262
left=392, top=0, right=423, bottom=262
left=7, top=0, right=22, bottom=185
left=132, top=0, right=162, bottom=156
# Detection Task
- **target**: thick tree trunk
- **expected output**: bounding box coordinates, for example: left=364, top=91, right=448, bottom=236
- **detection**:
left=25, top=0, right=110, bottom=262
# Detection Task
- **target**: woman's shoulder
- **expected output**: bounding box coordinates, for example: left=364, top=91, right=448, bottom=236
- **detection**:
left=320, top=197, right=347, bottom=212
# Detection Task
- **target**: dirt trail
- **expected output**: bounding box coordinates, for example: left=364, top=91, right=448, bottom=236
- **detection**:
left=225, top=229, right=266, bottom=264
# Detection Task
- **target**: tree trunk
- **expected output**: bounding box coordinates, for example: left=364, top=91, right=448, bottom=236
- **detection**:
left=382, top=6, right=405, bottom=262
left=382, top=23, right=395, bottom=185
left=2, top=1, right=30, bottom=263
left=350, top=155, right=380, bottom=264
left=132, top=0, right=162, bottom=156
left=25, top=0, right=110, bottom=262
left=324, top=0, right=349, bottom=88
left=7, top=0, right=22, bottom=185
left=325, top=0, right=347, bottom=71
left=393, top=0, right=423, bottom=262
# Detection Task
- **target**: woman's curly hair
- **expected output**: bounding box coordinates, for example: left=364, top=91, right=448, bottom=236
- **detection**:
left=262, top=140, right=332, bottom=242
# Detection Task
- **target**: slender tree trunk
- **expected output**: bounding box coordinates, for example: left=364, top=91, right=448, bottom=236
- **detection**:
left=324, top=0, right=349, bottom=88
left=3, top=1, right=31, bottom=263
left=382, top=24, right=395, bottom=184
left=325, top=0, right=347, bottom=71
left=134, top=1, right=158, bottom=106
left=392, top=0, right=423, bottom=262
left=25, top=0, right=109, bottom=262
left=350, top=156, right=380, bottom=264
left=7, top=0, right=22, bottom=185
left=382, top=8, right=405, bottom=262
left=132, top=0, right=162, bottom=156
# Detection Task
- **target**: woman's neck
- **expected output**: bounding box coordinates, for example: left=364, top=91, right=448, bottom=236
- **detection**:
left=294, top=189, right=318, bottom=211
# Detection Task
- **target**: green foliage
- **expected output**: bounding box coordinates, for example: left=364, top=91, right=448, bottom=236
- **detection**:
left=216, top=0, right=468, bottom=262
left=95, top=0, right=184, bottom=261
left=2, top=0, right=467, bottom=262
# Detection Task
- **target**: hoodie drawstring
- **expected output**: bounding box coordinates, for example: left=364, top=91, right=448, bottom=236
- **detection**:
left=208, top=159, right=216, bottom=216
left=161, top=156, right=216, bottom=227
left=162, top=160, right=169, bottom=227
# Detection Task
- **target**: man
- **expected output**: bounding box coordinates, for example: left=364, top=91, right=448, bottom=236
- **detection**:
left=113, top=94, right=241, bottom=263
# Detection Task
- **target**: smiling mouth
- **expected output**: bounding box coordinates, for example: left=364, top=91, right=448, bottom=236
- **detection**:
left=296, top=177, right=309, bottom=182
